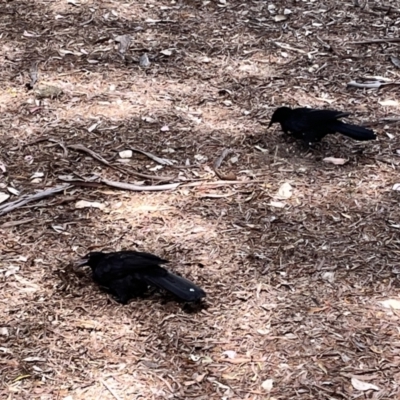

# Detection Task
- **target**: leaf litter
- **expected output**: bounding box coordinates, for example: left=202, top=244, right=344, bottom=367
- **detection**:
left=1, top=0, right=400, bottom=399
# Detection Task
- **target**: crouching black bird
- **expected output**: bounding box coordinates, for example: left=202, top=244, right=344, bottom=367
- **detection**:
left=268, top=106, right=376, bottom=144
left=78, top=251, right=206, bottom=304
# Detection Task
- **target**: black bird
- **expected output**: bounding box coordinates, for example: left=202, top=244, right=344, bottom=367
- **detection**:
left=268, top=107, right=376, bottom=144
left=78, top=251, right=206, bottom=304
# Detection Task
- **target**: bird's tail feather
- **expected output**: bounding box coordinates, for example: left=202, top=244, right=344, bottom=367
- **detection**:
left=335, top=122, right=376, bottom=141
left=143, top=272, right=205, bottom=302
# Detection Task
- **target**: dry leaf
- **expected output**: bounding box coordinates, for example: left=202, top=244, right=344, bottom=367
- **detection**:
left=0, top=327, right=9, bottom=336
left=161, top=49, right=173, bottom=56
left=274, top=15, right=287, bottom=22
left=195, top=373, right=206, bottom=382
left=269, top=201, right=285, bottom=208
left=261, top=379, right=274, bottom=392
left=34, top=84, right=62, bottom=99
left=390, top=55, right=400, bottom=68
left=381, top=299, right=400, bottom=309
left=75, top=320, right=99, bottom=330
left=87, top=122, right=99, bottom=132
left=378, top=99, right=399, bottom=107
left=322, top=271, right=335, bottom=283
left=139, top=53, right=150, bottom=68
left=0, top=192, right=10, bottom=204
left=200, top=57, right=211, bottom=63
left=75, top=200, right=106, bottom=210
left=119, top=150, right=133, bottom=159
left=223, top=357, right=251, bottom=364
left=351, top=377, right=380, bottom=391
left=276, top=182, right=293, bottom=199
left=31, top=172, right=44, bottom=179
left=323, top=157, right=348, bottom=165
left=23, top=357, right=46, bottom=362
left=222, top=350, right=237, bottom=359
left=7, top=187, right=20, bottom=196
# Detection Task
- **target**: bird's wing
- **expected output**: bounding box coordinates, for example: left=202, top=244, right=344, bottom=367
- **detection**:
left=301, top=108, right=351, bottom=123
left=116, top=250, right=169, bottom=264
left=284, top=108, right=350, bottom=134
left=93, top=253, right=168, bottom=282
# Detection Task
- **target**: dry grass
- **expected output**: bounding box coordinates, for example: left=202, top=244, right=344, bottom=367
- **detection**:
left=1, top=0, right=400, bottom=399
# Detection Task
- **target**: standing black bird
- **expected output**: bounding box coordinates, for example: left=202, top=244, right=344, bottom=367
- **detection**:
left=78, top=251, right=206, bottom=304
left=268, top=107, right=376, bottom=144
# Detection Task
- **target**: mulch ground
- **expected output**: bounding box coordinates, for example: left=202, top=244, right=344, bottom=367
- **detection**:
left=1, top=0, right=400, bottom=399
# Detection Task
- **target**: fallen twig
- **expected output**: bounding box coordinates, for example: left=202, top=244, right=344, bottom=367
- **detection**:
left=63, top=177, right=264, bottom=192
left=24, top=136, right=69, bottom=157
left=183, top=179, right=264, bottom=188
left=0, top=185, right=71, bottom=216
left=274, top=42, right=306, bottom=54
left=69, top=144, right=175, bottom=181
left=1, top=218, right=36, bottom=228
left=68, top=144, right=112, bottom=168
left=372, top=5, right=400, bottom=13
left=381, top=117, right=400, bottom=123
left=130, top=147, right=174, bottom=166
left=101, top=178, right=181, bottom=191
left=350, top=38, right=400, bottom=45
left=346, top=80, right=400, bottom=89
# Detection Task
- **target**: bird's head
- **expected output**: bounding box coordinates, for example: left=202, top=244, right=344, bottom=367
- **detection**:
left=268, top=106, right=293, bottom=128
left=76, top=251, right=105, bottom=269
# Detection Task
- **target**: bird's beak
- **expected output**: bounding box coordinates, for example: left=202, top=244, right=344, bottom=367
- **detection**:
left=75, top=257, right=89, bottom=267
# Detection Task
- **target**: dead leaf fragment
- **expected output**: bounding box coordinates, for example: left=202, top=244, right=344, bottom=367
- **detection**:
left=378, top=99, right=399, bottom=107
left=351, top=377, right=380, bottom=391
left=23, top=357, right=46, bottom=362
left=274, top=15, right=287, bottom=22
left=119, top=150, right=133, bottom=159
left=261, top=379, right=274, bottom=392
left=0, top=192, right=10, bottom=204
left=381, top=299, right=400, bottom=309
left=195, top=373, right=206, bottom=382
left=161, top=49, right=173, bottom=56
left=223, top=357, right=251, bottom=364
left=34, top=84, right=63, bottom=99
left=114, top=34, right=131, bottom=55
left=269, top=201, right=285, bottom=208
left=0, top=327, right=9, bottom=336
left=75, top=200, right=106, bottom=210
left=390, top=55, right=400, bottom=68
left=0, top=160, right=6, bottom=173
left=276, top=182, right=293, bottom=199
left=75, top=320, right=99, bottom=330
left=323, top=157, right=348, bottom=165
left=7, top=187, right=20, bottom=196
left=139, top=53, right=150, bottom=68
